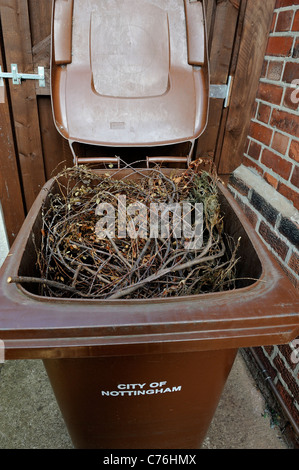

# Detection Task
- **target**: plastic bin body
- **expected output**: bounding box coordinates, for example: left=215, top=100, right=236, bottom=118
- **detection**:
left=43, top=349, right=237, bottom=449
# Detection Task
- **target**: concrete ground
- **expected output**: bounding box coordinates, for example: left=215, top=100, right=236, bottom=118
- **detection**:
left=0, top=210, right=289, bottom=450
left=0, top=353, right=289, bottom=449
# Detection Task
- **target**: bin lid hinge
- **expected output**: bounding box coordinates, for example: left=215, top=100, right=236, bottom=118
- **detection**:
left=209, top=75, right=233, bottom=108
left=0, top=64, right=45, bottom=87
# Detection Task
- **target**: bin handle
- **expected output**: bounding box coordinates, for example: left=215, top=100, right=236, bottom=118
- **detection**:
left=75, top=156, right=121, bottom=168
left=184, top=0, right=205, bottom=67
left=53, top=0, right=74, bottom=65
left=146, top=156, right=191, bottom=168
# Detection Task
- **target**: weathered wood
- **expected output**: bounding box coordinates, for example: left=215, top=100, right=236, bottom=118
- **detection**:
left=197, top=99, right=225, bottom=159
left=38, top=96, right=73, bottom=179
left=28, top=0, right=52, bottom=47
left=29, top=0, right=52, bottom=95
left=218, top=0, right=276, bottom=174
left=204, top=0, right=217, bottom=56
left=29, top=0, right=69, bottom=177
left=29, top=0, right=70, bottom=172
left=0, top=41, right=25, bottom=245
left=197, top=0, right=241, bottom=160
left=0, top=0, right=46, bottom=211
left=209, top=0, right=241, bottom=84
left=32, top=35, right=51, bottom=95
left=214, top=0, right=248, bottom=170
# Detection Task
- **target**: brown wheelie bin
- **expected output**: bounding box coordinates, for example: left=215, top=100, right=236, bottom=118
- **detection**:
left=0, top=0, right=298, bottom=449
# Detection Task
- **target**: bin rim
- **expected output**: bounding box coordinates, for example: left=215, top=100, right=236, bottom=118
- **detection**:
left=0, top=175, right=298, bottom=359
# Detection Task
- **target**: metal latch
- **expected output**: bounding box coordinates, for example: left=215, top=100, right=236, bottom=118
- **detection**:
left=0, top=64, right=45, bottom=87
left=209, top=75, right=233, bottom=108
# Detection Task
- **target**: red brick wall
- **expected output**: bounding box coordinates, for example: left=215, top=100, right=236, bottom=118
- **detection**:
left=233, top=0, right=299, bottom=283
left=244, top=4, right=299, bottom=210
left=228, top=0, right=299, bottom=443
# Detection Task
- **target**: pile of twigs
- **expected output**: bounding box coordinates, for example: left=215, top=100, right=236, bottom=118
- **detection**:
left=28, top=161, right=240, bottom=299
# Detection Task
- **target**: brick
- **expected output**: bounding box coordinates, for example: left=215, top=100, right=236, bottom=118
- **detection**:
left=258, top=348, right=278, bottom=379
left=262, top=345, right=275, bottom=357
left=291, top=164, right=299, bottom=188
left=264, top=172, right=278, bottom=189
left=278, top=216, right=299, bottom=250
left=270, top=109, right=299, bottom=137
left=267, top=61, right=283, bottom=81
left=289, top=139, right=299, bottom=163
left=276, top=0, right=298, bottom=7
left=270, top=12, right=277, bottom=33
left=248, top=140, right=262, bottom=160
left=257, top=82, right=283, bottom=105
left=261, top=60, right=268, bottom=79
left=259, top=220, right=289, bottom=260
left=261, top=148, right=293, bottom=180
left=257, top=102, right=271, bottom=124
left=283, top=86, right=299, bottom=111
left=271, top=131, right=289, bottom=155
left=273, top=354, right=290, bottom=380
left=274, top=356, right=299, bottom=400
left=292, top=10, right=299, bottom=32
left=245, top=137, right=250, bottom=153
left=234, top=195, right=258, bottom=228
left=242, top=203, right=259, bottom=228
left=293, top=37, right=299, bottom=59
left=276, top=10, right=294, bottom=32
left=266, top=36, right=293, bottom=57
left=228, top=174, right=250, bottom=196
left=276, top=256, right=299, bottom=287
left=276, top=382, right=299, bottom=422
left=249, top=121, right=273, bottom=146
left=288, top=250, right=299, bottom=275
left=250, top=190, right=279, bottom=226
left=278, top=181, right=299, bottom=210
left=283, top=61, right=299, bottom=84
left=279, top=343, right=299, bottom=371
left=243, top=156, right=264, bottom=175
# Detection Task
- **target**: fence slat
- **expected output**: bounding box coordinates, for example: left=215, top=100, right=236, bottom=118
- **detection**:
left=0, top=0, right=46, bottom=211
left=218, top=0, right=276, bottom=174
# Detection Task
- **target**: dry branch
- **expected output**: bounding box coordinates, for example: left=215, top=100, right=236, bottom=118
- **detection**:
left=24, top=161, right=241, bottom=299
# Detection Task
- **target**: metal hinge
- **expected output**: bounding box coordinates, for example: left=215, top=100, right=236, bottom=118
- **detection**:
left=0, top=64, right=45, bottom=87
left=209, top=75, right=233, bottom=108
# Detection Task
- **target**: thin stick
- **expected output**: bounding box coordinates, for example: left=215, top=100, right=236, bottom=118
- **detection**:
left=108, top=244, right=226, bottom=300
left=7, top=276, right=86, bottom=297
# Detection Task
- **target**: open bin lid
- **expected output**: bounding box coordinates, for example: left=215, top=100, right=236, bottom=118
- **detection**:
left=51, top=0, right=209, bottom=151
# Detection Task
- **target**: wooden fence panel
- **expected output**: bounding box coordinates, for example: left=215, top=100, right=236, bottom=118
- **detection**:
left=217, top=0, right=277, bottom=174
left=0, top=40, right=25, bottom=245
left=28, top=0, right=72, bottom=178
left=197, top=0, right=242, bottom=161
left=0, top=0, right=46, bottom=211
